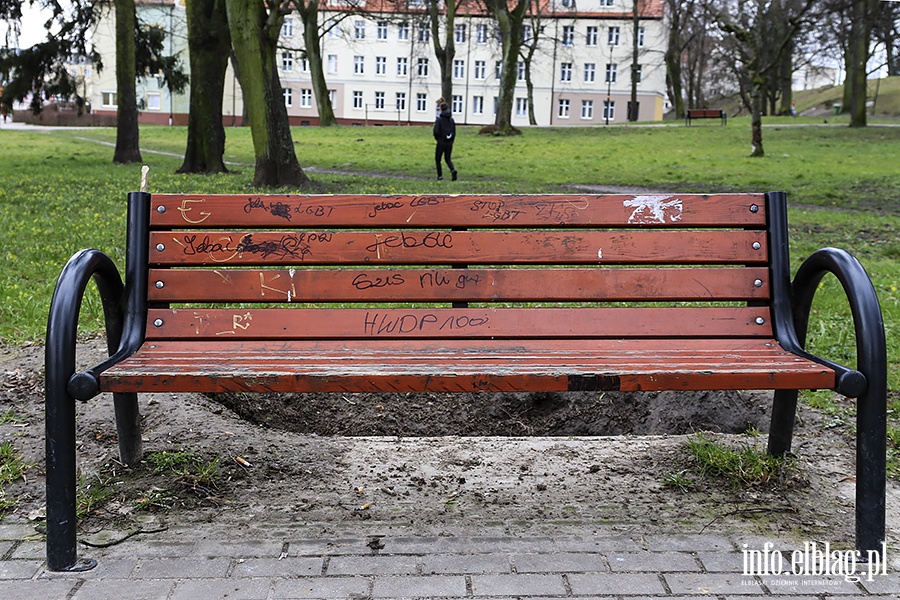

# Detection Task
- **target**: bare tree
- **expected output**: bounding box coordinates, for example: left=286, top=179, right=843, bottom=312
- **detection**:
left=179, top=0, right=231, bottom=173
left=481, top=0, right=529, bottom=134
left=226, top=0, right=309, bottom=186
left=847, top=0, right=877, bottom=127
left=712, top=0, right=816, bottom=156
left=113, top=0, right=141, bottom=163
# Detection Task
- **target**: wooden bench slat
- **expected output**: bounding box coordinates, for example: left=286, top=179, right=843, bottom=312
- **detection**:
left=151, top=193, right=766, bottom=228
left=151, top=230, right=768, bottom=266
left=146, top=307, right=774, bottom=340
left=100, top=339, right=834, bottom=394
left=148, top=267, right=770, bottom=303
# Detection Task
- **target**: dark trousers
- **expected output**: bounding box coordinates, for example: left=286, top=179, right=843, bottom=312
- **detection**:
left=435, top=142, right=455, bottom=178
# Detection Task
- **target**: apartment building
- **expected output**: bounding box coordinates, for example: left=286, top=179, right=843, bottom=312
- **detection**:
left=91, top=0, right=669, bottom=127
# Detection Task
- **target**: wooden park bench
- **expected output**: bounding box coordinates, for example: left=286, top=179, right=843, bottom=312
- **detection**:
left=45, top=188, right=886, bottom=571
left=686, top=108, right=727, bottom=126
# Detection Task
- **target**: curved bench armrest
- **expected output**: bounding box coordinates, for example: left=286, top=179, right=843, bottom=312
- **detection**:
left=788, top=247, right=887, bottom=399
left=46, top=249, right=127, bottom=396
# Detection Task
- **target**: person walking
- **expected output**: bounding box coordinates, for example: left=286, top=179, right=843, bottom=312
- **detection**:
left=433, top=102, right=457, bottom=181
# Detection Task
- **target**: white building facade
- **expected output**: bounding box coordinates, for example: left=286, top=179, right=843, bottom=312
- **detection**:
left=91, top=0, right=669, bottom=127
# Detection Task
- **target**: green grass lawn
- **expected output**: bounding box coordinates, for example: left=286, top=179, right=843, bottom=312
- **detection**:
left=1, top=120, right=897, bottom=396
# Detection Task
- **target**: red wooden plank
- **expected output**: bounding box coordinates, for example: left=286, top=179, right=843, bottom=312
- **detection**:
left=148, top=267, right=771, bottom=303
left=151, top=193, right=768, bottom=228
left=99, top=339, right=834, bottom=394
left=149, top=230, right=768, bottom=266
left=145, top=307, right=774, bottom=340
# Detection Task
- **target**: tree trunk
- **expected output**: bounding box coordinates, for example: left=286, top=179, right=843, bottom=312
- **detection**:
left=113, top=0, right=141, bottom=164
left=226, top=0, right=309, bottom=187
left=777, top=39, right=793, bottom=115
left=485, top=0, right=527, bottom=134
left=429, top=0, right=456, bottom=105
left=750, top=80, right=765, bottom=157
left=629, top=0, right=639, bottom=121
left=298, top=0, right=337, bottom=126
left=178, top=0, right=231, bottom=174
left=524, top=60, right=537, bottom=125
left=848, top=0, right=874, bottom=127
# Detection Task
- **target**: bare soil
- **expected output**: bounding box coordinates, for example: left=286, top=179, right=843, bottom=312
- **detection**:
left=2, top=338, right=898, bottom=558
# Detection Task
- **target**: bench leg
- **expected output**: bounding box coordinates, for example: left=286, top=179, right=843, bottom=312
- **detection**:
left=856, top=385, right=886, bottom=559
left=114, top=392, right=142, bottom=466
left=45, top=364, right=96, bottom=572
left=767, top=389, right=798, bottom=456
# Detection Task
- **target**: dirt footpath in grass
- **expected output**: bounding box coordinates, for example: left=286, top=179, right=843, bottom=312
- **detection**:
left=1, top=338, right=898, bottom=564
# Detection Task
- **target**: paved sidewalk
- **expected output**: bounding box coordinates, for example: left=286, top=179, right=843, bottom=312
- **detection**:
left=2, top=516, right=898, bottom=599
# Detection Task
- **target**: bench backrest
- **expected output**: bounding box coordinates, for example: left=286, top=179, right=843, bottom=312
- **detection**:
left=140, top=193, right=777, bottom=342
left=687, top=109, right=723, bottom=117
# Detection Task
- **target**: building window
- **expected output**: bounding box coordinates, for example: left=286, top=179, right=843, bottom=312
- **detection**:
left=417, top=57, right=429, bottom=77
left=515, top=97, right=527, bottom=117
left=493, top=96, right=499, bottom=115
left=452, top=94, right=463, bottom=113
left=377, top=21, right=388, bottom=40
left=474, top=60, right=486, bottom=79
left=281, top=51, right=293, bottom=72
left=633, top=64, right=642, bottom=83
left=495, top=61, right=502, bottom=79
left=562, top=25, right=574, bottom=46
left=146, top=91, right=161, bottom=111
left=606, top=63, right=617, bottom=83
left=476, top=24, right=488, bottom=44
left=416, top=93, right=428, bottom=111
left=586, top=26, right=598, bottom=46
left=455, top=24, right=466, bottom=43
left=473, top=95, right=484, bottom=115
left=581, top=99, right=594, bottom=119
left=638, top=26, right=645, bottom=46
left=560, top=62, right=572, bottom=82
left=281, top=17, right=293, bottom=37
left=353, top=91, right=363, bottom=109
left=608, top=26, right=620, bottom=46
left=397, top=57, right=408, bottom=76
left=398, top=21, right=410, bottom=40
left=283, top=88, right=292, bottom=107
left=396, top=92, right=407, bottom=111
left=354, top=55, right=365, bottom=75
left=558, top=98, right=570, bottom=118
left=301, top=88, right=312, bottom=108
left=354, top=20, right=365, bottom=39
left=561, top=0, right=573, bottom=6
left=376, top=56, right=387, bottom=75
left=375, top=91, right=385, bottom=109
left=602, top=0, right=614, bottom=5
left=328, top=89, right=336, bottom=104
left=300, top=57, right=309, bottom=72
left=418, top=24, right=430, bottom=42
left=517, top=61, right=525, bottom=81
left=603, top=99, right=615, bottom=120
left=584, top=63, right=595, bottom=83
left=453, top=59, right=465, bottom=79
left=327, top=54, right=338, bottom=74
left=522, top=25, right=532, bottom=44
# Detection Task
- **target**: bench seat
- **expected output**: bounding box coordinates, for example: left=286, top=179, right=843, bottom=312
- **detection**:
left=101, top=338, right=834, bottom=394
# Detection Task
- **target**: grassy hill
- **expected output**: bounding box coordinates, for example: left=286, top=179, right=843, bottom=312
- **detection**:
left=705, top=75, right=900, bottom=119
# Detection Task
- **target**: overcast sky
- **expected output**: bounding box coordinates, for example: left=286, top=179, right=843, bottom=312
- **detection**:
left=2, top=4, right=59, bottom=48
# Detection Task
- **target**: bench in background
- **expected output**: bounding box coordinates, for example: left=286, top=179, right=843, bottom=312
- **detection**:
left=686, top=108, right=727, bottom=125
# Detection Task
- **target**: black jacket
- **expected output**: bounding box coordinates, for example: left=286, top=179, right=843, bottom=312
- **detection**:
left=433, top=109, right=456, bottom=143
